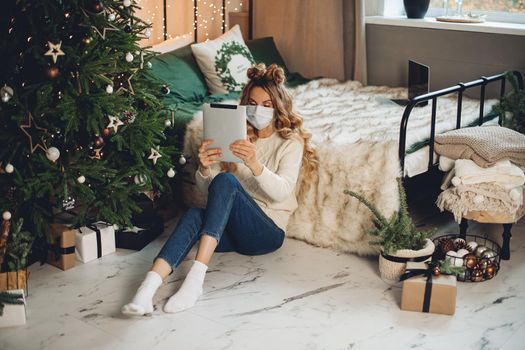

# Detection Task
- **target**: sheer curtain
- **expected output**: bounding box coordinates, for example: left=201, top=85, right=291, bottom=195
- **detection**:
left=253, top=0, right=367, bottom=84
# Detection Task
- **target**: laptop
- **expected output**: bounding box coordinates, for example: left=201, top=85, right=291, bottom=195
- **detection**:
left=391, top=60, right=429, bottom=107
left=203, top=103, right=247, bottom=163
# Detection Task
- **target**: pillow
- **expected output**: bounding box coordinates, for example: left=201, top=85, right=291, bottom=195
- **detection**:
left=149, top=44, right=208, bottom=102
left=246, top=37, right=289, bottom=74
left=191, top=25, right=255, bottom=94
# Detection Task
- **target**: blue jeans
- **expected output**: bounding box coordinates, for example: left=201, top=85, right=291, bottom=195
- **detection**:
left=156, top=173, right=285, bottom=269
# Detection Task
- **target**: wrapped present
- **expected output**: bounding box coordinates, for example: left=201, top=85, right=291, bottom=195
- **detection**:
left=75, top=222, right=115, bottom=263
left=47, top=223, right=76, bottom=271
left=0, top=289, right=26, bottom=328
left=0, top=270, right=28, bottom=292
left=116, top=215, right=164, bottom=251
left=400, top=262, right=457, bottom=315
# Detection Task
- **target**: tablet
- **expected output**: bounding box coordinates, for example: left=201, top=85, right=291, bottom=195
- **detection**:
left=203, top=103, right=247, bottom=163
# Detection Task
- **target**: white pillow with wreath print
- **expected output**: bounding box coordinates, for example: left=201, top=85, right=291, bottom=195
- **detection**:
left=191, top=25, right=255, bottom=94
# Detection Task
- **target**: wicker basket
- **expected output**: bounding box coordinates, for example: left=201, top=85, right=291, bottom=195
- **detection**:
left=378, top=239, right=435, bottom=281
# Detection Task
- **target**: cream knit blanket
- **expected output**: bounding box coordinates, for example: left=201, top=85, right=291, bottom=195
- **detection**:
left=437, top=183, right=524, bottom=223
left=434, top=126, right=525, bottom=167
left=453, top=159, right=525, bottom=189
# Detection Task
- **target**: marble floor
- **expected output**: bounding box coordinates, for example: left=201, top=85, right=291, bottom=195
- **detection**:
left=1, top=207, right=524, bottom=350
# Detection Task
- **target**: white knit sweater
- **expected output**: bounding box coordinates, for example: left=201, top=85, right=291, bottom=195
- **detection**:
left=195, top=132, right=304, bottom=231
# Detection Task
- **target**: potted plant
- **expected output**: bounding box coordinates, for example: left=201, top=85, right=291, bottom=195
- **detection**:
left=492, top=71, right=525, bottom=134
left=0, top=217, right=34, bottom=292
left=344, top=178, right=436, bottom=281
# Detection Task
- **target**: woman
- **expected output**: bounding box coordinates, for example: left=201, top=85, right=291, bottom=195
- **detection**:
left=122, top=63, right=318, bottom=316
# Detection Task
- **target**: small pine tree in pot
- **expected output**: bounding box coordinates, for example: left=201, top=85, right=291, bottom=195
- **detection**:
left=344, top=178, right=436, bottom=281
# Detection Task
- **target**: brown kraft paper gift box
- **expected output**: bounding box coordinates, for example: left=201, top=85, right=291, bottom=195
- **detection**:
left=400, top=262, right=457, bottom=315
left=47, top=223, right=76, bottom=271
left=0, top=270, right=28, bottom=291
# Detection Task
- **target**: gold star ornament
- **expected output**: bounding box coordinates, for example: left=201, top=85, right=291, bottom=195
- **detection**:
left=148, top=147, right=162, bottom=165
left=20, top=112, right=49, bottom=153
left=107, top=115, right=124, bottom=133
left=44, top=41, right=65, bottom=64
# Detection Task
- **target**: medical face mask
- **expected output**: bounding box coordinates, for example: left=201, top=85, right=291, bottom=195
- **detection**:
left=245, top=105, right=274, bottom=130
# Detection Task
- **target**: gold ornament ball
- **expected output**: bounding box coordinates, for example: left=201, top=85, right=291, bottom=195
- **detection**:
left=471, top=268, right=484, bottom=282
left=432, top=266, right=441, bottom=277
left=465, top=254, right=478, bottom=269
left=94, top=136, right=104, bottom=147
left=478, top=258, right=489, bottom=270
left=102, top=128, right=111, bottom=137
left=46, top=66, right=60, bottom=79
left=484, top=266, right=496, bottom=279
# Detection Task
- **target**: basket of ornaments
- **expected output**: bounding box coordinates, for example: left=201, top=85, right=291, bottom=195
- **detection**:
left=432, top=234, right=500, bottom=282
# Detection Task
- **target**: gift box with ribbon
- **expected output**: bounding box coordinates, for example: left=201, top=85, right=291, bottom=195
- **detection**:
left=115, top=215, right=164, bottom=251
left=75, top=222, right=115, bottom=263
left=0, top=289, right=26, bottom=328
left=400, top=261, right=457, bottom=315
left=46, top=223, right=76, bottom=271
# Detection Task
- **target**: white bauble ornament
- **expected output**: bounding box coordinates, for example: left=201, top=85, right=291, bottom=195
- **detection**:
left=134, top=174, right=146, bottom=184
left=178, top=154, right=186, bottom=165
left=108, top=13, right=116, bottom=21
left=164, top=119, right=172, bottom=127
left=456, top=248, right=469, bottom=257
left=144, top=28, right=152, bottom=38
left=106, top=85, right=114, bottom=94
left=77, top=175, right=86, bottom=184
left=466, top=241, right=478, bottom=252
left=5, top=163, right=14, bottom=173
left=123, top=0, right=132, bottom=7
left=46, top=147, right=60, bottom=162
left=1, top=85, right=14, bottom=103
left=2, top=211, right=11, bottom=220
left=167, top=168, right=176, bottom=178
left=146, top=61, right=152, bottom=68
left=125, top=52, right=134, bottom=62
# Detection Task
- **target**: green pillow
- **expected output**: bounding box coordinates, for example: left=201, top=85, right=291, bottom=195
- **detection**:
left=149, top=45, right=208, bottom=102
left=246, top=37, right=289, bottom=74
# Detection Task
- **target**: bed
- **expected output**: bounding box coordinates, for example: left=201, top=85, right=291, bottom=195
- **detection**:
left=150, top=36, right=523, bottom=256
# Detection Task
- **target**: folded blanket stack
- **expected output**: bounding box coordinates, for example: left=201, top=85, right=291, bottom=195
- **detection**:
left=434, top=126, right=525, bottom=223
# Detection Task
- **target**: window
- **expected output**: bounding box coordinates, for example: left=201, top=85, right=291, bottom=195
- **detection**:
left=428, top=0, right=525, bottom=23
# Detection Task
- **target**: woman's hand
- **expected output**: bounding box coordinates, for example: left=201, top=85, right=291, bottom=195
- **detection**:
left=198, top=139, right=222, bottom=176
left=230, top=138, right=263, bottom=176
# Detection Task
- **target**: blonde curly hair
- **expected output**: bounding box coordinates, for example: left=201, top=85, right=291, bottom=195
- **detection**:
left=221, top=63, right=319, bottom=199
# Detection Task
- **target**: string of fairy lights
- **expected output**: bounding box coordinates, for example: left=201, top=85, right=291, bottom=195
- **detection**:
left=135, top=0, right=244, bottom=43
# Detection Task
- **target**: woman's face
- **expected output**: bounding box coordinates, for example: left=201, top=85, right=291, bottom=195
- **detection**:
left=248, top=86, right=273, bottom=108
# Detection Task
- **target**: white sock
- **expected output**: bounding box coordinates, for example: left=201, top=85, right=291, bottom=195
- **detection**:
left=164, top=260, right=208, bottom=313
left=121, top=271, right=163, bottom=316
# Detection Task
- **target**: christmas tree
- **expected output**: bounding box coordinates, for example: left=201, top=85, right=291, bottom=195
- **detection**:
left=0, top=1, right=177, bottom=249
